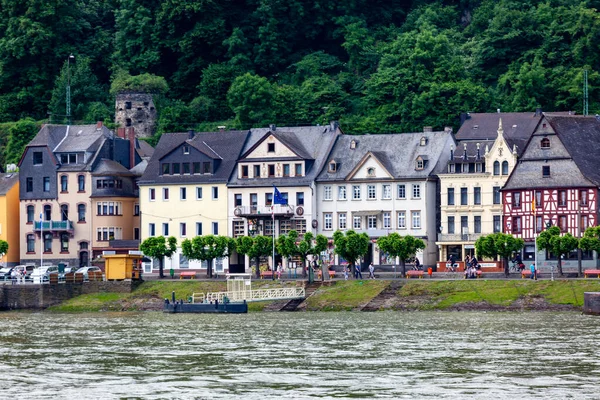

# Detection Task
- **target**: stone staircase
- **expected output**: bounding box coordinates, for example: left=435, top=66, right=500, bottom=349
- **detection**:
left=361, top=281, right=404, bottom=311
left=280, top=282, right=322, bottom=311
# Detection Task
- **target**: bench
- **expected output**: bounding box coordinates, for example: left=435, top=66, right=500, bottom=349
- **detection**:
left=521, top=270, right=540, bottom=279
left=406, top=270, right=424, bottom=279
left=180, top=271, right=197, bottom=279
left=260, top=271, right=274, bottom=279
left=317, top=270, right=336, bottom=279
left=584, top=269, right=600, bottom=278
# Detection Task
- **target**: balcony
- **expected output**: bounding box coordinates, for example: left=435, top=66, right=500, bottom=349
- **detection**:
left=437, top=233, right=483, bottom=243
left=234, top=205, right=295, bottom=217
left=34, top=220, right=74, bottom=233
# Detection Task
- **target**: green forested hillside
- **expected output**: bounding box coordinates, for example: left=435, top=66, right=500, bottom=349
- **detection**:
left=0, top=0, right=598, bottom=156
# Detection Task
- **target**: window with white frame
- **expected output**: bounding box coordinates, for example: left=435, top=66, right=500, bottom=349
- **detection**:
left=163, top=223, right=169, bottom=235
left=352, top=185, right=361, bottom=200
left=324, top=213, right=332, bottom=230
left=212, top=186, right=218, bottom=199
left=196, top=187, right=202, bottom=200
left=324, top=186, right=332, bottom=200
left=412, top=211, right=421, bottom=228
left=383, top=212, right=391, bottom=229
left=212, top=222, right=219, bottom=235
left=367, top=185, right=376, bottom=199
left=397, top=211, right=406, bottom=228
left=397, top=184, right=406, bottom=199
left=338, top=185, right=347, bottom=200
left=196, top=222, right=202, bottom=236
left=163, top=188, right=169, bottom=200
left=382, top=184, right=391, bottom=199
left=353, top=215, right=361, bottom=229
left=367, top=215, right=377, bottom=229
left=149, top=223, right=155, bottom=236
left=180, top=223, right=187, bottom=237
left=412, top=184, right=421, bottom=199
left=149, top=188, right=155, bottom=201
left=338, top=213, right=347, bottom=229
left=180, top=187, right=187, bottom=200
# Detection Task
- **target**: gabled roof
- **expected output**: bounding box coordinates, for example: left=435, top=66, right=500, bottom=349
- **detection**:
left=136, top=140, right=154, bottom=160
left=547, top=115, right=600, bottom=187
left=139, top=130, right=249, bottom=185
left=456, top=112, right=543, bottom=157
left=0, top=172, right=18, bottom=196
left=316, top=130, right=455, bottom=182
left=239, top=130, right=312, bottom=160
left=229, top=125, right=341, bottom=187
left=344, top=151, right=394, bottom=180
left=452, top=140, right=494, bottom=163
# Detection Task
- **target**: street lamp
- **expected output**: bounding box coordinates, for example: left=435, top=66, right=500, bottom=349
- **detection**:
left=66, top=54, right=75, bottom=124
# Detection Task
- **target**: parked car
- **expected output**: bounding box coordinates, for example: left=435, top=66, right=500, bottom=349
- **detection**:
left=0, top=267, right=14, bottom=281
left=31, top=266, right=59, bottom=283
left=14, top=265, right=35, bottom=281
left=58, top=266, right=77, bottom=279
left=75, top=266, right=102, bottom=281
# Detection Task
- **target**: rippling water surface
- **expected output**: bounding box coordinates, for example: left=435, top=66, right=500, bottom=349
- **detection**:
left=0, top=311, right=598, bottom=399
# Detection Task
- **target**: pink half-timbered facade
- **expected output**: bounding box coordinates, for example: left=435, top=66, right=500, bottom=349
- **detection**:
left=502, top=114, right=600, bottom=269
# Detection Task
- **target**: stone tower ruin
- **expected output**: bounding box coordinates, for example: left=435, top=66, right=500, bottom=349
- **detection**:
left=115, top=92, right=157, bottom=138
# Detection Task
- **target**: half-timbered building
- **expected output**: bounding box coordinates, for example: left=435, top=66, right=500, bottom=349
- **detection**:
left=502, top=115, right=600, bottom=269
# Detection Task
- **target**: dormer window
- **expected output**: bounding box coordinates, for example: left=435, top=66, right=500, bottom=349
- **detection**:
left=540, top=138, right=550, bottom=148
left=350, top=140, right=356, bottom=149
left=542, top=165, right=550, bottom=177
left=183, top=145, right=189, bottom=154
left=416, top=159, right=424, bottom=170
left=268, top=143, right=275, bottom=153
left=420, top=137, right=427, bottom=146
left=328, top=160, right=337, bottom=173
left=367, top=167, right=375, bottom=177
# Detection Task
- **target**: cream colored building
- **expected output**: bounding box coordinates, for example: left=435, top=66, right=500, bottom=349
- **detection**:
left=436, top=113, right=543, bottom=263
left=138, top=130, right=248, bottom=273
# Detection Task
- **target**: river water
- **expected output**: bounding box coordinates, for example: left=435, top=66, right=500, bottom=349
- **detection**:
left=0, top=311, right=598, bottom=399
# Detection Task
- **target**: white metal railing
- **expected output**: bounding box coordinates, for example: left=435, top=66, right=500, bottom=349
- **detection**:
left=192, top=286, right=305, bottom=304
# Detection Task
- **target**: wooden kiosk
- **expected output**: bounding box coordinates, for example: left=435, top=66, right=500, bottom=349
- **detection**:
left=103, top=252, right=144, bottom=280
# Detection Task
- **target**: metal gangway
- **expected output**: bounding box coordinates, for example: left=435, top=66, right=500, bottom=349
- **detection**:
left=192, top=273, right=305, bottom=304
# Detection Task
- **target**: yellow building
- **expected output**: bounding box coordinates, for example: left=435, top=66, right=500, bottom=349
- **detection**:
left=0, top=172, right=20, bottom=266
left=138, top=130, right=248, bottom=274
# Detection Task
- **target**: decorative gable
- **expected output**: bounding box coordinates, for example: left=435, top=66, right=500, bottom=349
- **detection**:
left=242, top=133, right=300, bottom=159
left=346, top=152, right=393, bottom=180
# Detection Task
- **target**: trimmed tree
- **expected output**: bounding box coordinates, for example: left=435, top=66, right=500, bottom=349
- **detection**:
left=296, top=232, right=329, bottom=278
left=475, top=233, right=524, bottom=277
left=377, top=233, right=426, bottom=277
left=181, top=235, right=236, bottom=278
left=332, top=230, right=370, bottom=278
left=580, top=226, right=600, bottom=270
left=536, top=226, right=579, bottom=277
left=0, top=239, right=8, bottom=265
left=236, top=235, right=273, bottom=279
left=139, top=236, right=177, bottom=279
left=276, top=230, right=299, bottom=272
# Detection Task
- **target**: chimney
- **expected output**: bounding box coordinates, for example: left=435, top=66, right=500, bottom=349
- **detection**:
left=450, top=144, right=454, bottom=161
left=116, top=127, right=126, bottom=139
left=423, top=126, right=433, bottom=133
left=127, top=127, right=135, bottom=168
left=329, top=120, right=339, bottom=132
left=444, top=126, right=452, bottom=133
left=459, top=112, right=470, bottom=126
left=476, top=143, right=481, bottom=160
left=269, top=124, right=276, bottom=131
left=535, top=107, right=543, bottom=116
left=497, top=108, right=501, bottom=113
left=188, top=130, right=195, bottom=140
left=463, top=143, right=468, bottom=160
left=217, top=125, right=226, bottom=132
left=96, top=121, right=103, bottom=129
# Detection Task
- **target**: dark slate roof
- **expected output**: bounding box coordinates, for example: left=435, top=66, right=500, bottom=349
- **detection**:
left=456, top=112, right=543, bottom=157
left=0, top=172, right=18, bottom=195
left=502, top=159, right=592, bottom=189
left=28, top=124, right=112, bottom=153
left=229, top=125, right=340, bottom=187
left=136, top=140, right=154, bottom=159
left=548, top=115, right=600, bottom=187
left=451, top=140, right=495, bottom=163
left=139, top=130, right=249, bottom=184
left=92, top=159, right=135, bottom=176
left=316, top=131, right=455, bottom=182
left=129, top=159, right=148, bottom=176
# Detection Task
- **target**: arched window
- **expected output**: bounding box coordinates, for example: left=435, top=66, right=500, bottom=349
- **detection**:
left=78, top=175, right=85, bottom=191
left=43, top=205, right=51, bottom=221
left=78, top=204, right=86, bottom=222
left=493, top=161, right=500, bottom=175
left=61, top=204, right=69, bottom=221
left=502, top=161, right=509, bottom=175
left=60, top=175, right=68, bottom=192
left=26, top=205, right=34, bottom=223
left=540, top=138, right=550, bottom=148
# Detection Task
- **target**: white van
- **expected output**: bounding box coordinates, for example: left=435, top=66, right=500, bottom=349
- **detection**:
left=31, top=265, right=59, bottom=284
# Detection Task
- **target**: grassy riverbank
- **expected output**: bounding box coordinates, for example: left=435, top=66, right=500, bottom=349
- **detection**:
left=48, top=279, right=600, bottom=312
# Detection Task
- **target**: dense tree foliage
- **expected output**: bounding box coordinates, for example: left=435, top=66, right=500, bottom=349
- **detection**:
left=0, top=0, right=598, bottom=158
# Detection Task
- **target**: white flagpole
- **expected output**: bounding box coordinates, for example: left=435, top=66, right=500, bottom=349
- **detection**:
left=272, top=187, right=275, bottom=281
left=40, top=212, right=43, bottom=268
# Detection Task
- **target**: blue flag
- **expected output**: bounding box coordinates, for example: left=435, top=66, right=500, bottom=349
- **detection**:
left=273, top=186, right=287, bottom=205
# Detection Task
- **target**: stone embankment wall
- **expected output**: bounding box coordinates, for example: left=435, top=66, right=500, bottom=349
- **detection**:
left=0, top=282, right=135, bottom=311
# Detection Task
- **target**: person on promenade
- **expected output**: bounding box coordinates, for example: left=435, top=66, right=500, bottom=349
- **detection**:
left=447, top=254, right=456, bottom=272
left=344, top=266, right=349, bottom=280
left=277, top=262, right=282, bottom=280
left=530, top=263, right=537, bottom=280
left=414, top=257, right=421, bottom=271
left=464, top=255, right=471, bottom=269
left=355, top=264, right=363, bottom=279
left=368, top=263, right=375, bottom=279
left=10, top=269, right=16, bottom=285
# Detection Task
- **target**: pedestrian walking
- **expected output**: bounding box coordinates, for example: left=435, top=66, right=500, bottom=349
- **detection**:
left=355, top=264, right=363, bottom=279
left=277, top=262, right=282, bottom=279
left=368, top=263, right=375, bottom=279
left=344, top=266, right=349, bottom=280
left=530, top=263, right=537, bottom=280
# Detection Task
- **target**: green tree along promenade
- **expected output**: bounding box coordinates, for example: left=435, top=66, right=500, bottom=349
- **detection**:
left=1, top=1, right=599, bottom=165
left=140, top=236, right=177, bottom=279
